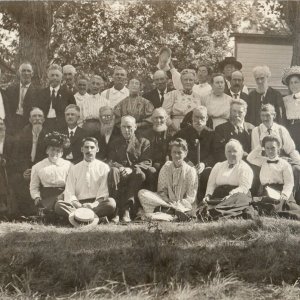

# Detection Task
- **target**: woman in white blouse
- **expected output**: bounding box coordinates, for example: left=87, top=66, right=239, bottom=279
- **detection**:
left=138, top=138, right=198, bottom=221
left=200, top=139, right=254, bottom=219
left=30, top=132, right=72, bottom=213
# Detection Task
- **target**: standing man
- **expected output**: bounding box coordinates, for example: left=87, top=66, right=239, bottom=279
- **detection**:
left=5, top=62, right=38, bottom=133
left=108, top=116, right=153, bottom=223
left=101, top=66, right=129, bottom=107
left=246, top=65, right=287, bottom=126
left=193, top=64, right=212, bottom=97
left=226, top=70, right=248, bottom=101
left=0, top=69, right=9, bottom=131
left=38, top=64, right=76, bottom=131
left=143, top=70, right=173, bottom=108
left=62, top=65, right=77, bottom=94
left=59, top=104, right=87, bottom=164
left=55, top=137, right=116, bottom=222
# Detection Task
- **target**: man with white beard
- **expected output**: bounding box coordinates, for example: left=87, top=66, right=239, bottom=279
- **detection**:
left=94, top=106, right=120, bottom=161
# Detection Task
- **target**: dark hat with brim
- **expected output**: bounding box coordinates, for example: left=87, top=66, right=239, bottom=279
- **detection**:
left=219, top=57, right=242, bottom=71
left=69, top=207, right=99, bottom=228
left=282, top=66, right=300, bottom=85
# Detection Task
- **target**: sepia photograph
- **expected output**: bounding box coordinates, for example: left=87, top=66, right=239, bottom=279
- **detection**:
left=0, top=0, right=300, bottom=299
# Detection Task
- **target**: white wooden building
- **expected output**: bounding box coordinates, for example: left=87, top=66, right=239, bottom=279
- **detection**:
left=232, top=33, right=293, bottom=94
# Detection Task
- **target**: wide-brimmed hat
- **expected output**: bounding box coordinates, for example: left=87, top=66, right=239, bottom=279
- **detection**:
left=69, top=207, right=99, bottom=228
left=219, top=57, right=242, bottom=71
left=282, top=66, right=300, bottom=85
left=44, top=131, right=70, bottom=149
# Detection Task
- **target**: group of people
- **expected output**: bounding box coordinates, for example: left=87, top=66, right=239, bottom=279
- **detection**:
left=1, top=49, right=300, bottom=226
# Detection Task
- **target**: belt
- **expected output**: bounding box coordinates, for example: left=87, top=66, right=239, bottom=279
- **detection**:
left=290, top=119, right=300, bottom=125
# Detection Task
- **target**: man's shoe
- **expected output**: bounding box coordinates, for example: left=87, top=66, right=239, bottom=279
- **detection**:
left=111, top=215, right=119, bottom=224
left=98, top=216, right=109, bottom=224
left=121, top=210, right=131, bottom=223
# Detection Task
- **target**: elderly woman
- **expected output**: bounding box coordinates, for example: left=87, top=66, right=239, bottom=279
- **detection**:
left=138, top=138, right=198, bottom=221
left=282, top=66, right=300, bottom=151
left=200, top=73, right=233, bottom=129
left=162, top=69, right=201, bottom=133
left=200, top=139, right=254, bottom=220
left=30, top=132, right=72, bottom=213
left=246, top=65, right=286, bottom=126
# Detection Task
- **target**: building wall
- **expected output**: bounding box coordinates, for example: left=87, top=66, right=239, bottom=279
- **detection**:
left=236, top=42, right=292, bottom=94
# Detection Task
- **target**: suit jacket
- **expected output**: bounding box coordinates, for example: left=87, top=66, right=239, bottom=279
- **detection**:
left=62, top=83, right=78, bottom=95
left=107, top=135, right=152, bottom=170
left=60, top=126, right=87, bottom=164
left=143, top=87, right=173, bottom=108
left=93, top=126, right=120, bottom=161
left=225, top=90, right=248, bottom=102
left=37, top=85, right=76, bottom=124
left=246, top=87, right=287, bottom=127
left=5, top=83, right=39, bottom=122
left=13, top=124, right=47, bottom=173
left=214, top=121, right=254, bottom=163
left=174, top=126, right=215, bottom=167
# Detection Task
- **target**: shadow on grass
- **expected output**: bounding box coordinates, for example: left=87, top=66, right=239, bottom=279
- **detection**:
left=0, top=218, right=300, bottom=297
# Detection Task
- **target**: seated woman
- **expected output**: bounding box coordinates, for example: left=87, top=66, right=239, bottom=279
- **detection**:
left=138, top=138, right=198, bottom=221
left=30, top=132, right=72, bottom=214
left=200, top=139, right=254, bottom=220
left=247, top=135, right=300, bottom=218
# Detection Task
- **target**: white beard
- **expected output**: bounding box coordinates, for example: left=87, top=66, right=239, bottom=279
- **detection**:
left=153, top=124, right=167, bottom=132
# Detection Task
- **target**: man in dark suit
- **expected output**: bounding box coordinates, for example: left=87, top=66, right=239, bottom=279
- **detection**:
left=246, top=65, right=287, bottom=126
left=11, top=107, right=47, bottom=217
left=107, top=116, right=153, bottom=223
left=37, top=64, right=76, bottom=132
left=214, top=100, right=254, bottom=163
left=62, top=64, right=78, bottom=94
left=5, top=62, right=39, bottom=134
left=226, top=70, right=248, bottom=102
left=93, top=106, right=120, bottom=161
left=59, top=104, right=87, bottom=164
left=174, top=106, right=214, bottom=203
left=143, top=70, right=173, bottom=108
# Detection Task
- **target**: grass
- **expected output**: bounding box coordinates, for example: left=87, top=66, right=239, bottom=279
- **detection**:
left=0, top=218, right=300, bottom=299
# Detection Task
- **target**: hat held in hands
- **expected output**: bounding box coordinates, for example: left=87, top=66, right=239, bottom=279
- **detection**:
left=69, top=207, right=99, bottom=228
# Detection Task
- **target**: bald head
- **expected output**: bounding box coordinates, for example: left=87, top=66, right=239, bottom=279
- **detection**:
left=153, top=70, right=168, bottom=92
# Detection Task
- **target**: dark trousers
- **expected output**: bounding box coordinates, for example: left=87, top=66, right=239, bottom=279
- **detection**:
left=108, top=167, right=146, bottom=217
left=197, top=167, right=212, bottom=205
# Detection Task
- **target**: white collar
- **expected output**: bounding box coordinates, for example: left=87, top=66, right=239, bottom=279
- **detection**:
left=230, top=90, right=240, bottom=96
left=50, top=85, right=60, bottom=93
left=112, top=86, right=127, bottom=94
left=260, top=122, right=278, bottom=132
left=68, top=126, right=77, bottom=134
left=157, top=88, right=167, bottom=95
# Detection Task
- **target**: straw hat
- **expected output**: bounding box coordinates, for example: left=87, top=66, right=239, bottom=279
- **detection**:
left=219, top=57, right=242, bottom=71
left=69, top=207, right=99, bottom=228
left=281, top=66, right=300, bottom=85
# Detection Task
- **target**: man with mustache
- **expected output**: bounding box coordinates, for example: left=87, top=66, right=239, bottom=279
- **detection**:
left=62, top=65, right=77, bottom=94
left=226, top=70, right=248, bottom=101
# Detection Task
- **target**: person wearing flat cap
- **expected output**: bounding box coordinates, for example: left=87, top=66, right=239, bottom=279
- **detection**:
left=282, top=66, right=300, bottom=152
left=218, top=57, right=248, bottom=95
left=30, top=132, right=72, bottom=213
left=55, top=137, right=116, bottom=222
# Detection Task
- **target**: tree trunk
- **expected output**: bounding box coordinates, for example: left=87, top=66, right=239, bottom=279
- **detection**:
left=18, top=2, right=53, bottom=86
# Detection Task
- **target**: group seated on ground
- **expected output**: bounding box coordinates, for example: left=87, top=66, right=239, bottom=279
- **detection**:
left=2, top=55, right=300, bottom=226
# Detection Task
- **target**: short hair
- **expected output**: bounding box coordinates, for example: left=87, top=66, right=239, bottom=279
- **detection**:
left=113, top=66, right=127, bottom=76
left=197, top=63, right=212, bottom=75
left=262, top=135, right=281, bottom=148
left=77, top=75, right=89, bottom=82
left=180, top=69, right=196, bottom=78
left=153, top=70, right=167, bottom=79
left=63, top=65, right=76, bottom=74
left=210, top=73, right=225, bottom=84
left=128, top=77, right=141, bottom=84
left=152, top=107, right=168, bottom=119
left=65, top=104, right=80, bottom=113
left=253, top=65, right=271, bottom=78
left=260, top=104, right=275, bottom=114
left=99, top=105, right=114, bottom=115
left=48, top=64, right=62, bottom=74
left=169, top=138, right=188, bottom=152
left=90, top=75, right=104, bottom=82
left=225, top=139, right=244, bottom=154
left=230, top=99, right=248, bottom=110
left=192, top=106, right=208, bottom=116
left=19, top=61, right=33, bottom=73
left=121, top=115, right=136, bottom=125
left=29, top=107, right=44, bottom=117
left=81, top=137, right=98, bottom=147
left=231, top=70, right=244, bottom=79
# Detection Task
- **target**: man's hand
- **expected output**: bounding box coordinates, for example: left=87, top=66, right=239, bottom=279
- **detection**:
left=71, top=200, right=82, bottom=209
left=82, top=203, right=93, bottom=209
left=34, top=197, right=42, bottom=207
left=23, top=169, right=31, bottom=180
left=202, top=194, right=211, bottom=204
left=195, top=163, right=205, bottom=175
left=120, top=167, right=132, bottom=177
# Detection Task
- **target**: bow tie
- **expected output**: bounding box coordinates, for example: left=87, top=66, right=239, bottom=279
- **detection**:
left=267, top=160, right=279, bottom=164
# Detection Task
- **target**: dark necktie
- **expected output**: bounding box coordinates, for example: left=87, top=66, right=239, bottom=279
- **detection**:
left=183, top=90, right=192, bottom=95
left=69, top=130, right=74, bottom=139
left=267, top=160, right=279, bottom=164
left=51, top=89, right=57, bottom=111
left=160, top=91, right=164, bottom=104
left=267, top=128, right=272, bottom=135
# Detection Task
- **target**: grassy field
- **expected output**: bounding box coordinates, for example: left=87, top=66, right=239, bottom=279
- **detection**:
left=0, top=218, right=300, bottom=299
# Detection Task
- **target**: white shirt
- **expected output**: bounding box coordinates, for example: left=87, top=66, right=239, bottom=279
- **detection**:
left=16, top=83, right=30, bottom=115
left=247, top=146, right=294, bottom=197
left=0, top=136, right=4, bottom=155
left=251, top=122, right=300, bottom=163
left=30, top=158, right=72, bottom=199
left=0, top=92, right=5, bottom=120
left=47, top=85, right=60, bottom=118
left=78, top=93, right=109, bottom=123
left=64, top=159, right=110, bottom=202
left=68, top=126, right=77, bottom=137
left=205, top=160, right=253, bottom=196
left=74, top=92, right=90, bottom=106
left=101, top=86, right=129, bottom=108
left=193, top=82, right=212, bottom=98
